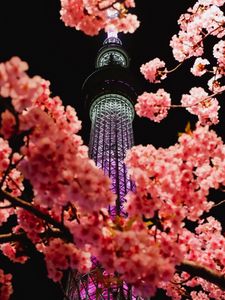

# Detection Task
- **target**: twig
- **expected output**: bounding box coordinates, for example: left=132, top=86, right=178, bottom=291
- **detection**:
left=0, top=189, right=73, bottom=242
left=0, top=228, right=66, bottom=244
left=212, top=199, right=225, bottom=208
left=177, top=260, right=225, bottom=290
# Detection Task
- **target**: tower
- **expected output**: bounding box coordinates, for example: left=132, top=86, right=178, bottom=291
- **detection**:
left=65, top=31, right=138, bottom=299
left=86, top=32, right=136, bottom=218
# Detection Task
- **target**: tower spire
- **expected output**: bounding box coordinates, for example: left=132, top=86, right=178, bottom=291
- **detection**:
left=103, top=27, right=122, bottom=46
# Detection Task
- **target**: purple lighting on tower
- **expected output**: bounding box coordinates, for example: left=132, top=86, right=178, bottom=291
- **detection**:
left=89, top=93, right=134, bottom=216
left=66, top=269, right=139, bottom=299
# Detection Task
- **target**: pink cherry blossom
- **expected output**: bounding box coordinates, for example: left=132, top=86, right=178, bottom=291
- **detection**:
left=0, top=110, right=16, bottom=139
left=0, top=269, right=12, bottom=300
left=198, top=0, right=225, bottom=5
left=37, top=238, right=91, bottom=282
left=181, top=87, right=220, bottom=125
left=140, top=58, right=167, bottom=83
left=0, top=57, right=51, bottom=112
left=170, top=2, right=225, bottom=62
left=0, top=138, right=11, bottom=178
left=0, top=242, right=29, bottom=264
left=92, top=219, right=183, bottom=298
left=191, top=57, right=210, bottom=76
left=0, top=200, right=14, bottom=226
left=213, top=40, right=225, bottom=68
left=124, top=0, right=135, bottom=8
left=112, top=13, right=140, bottom=34
left=161, top=217, right=225, bottom=299
left=17, top=208, right=45, bottom=243
left=208, top=73, right=225, bottom=93
left=60, top=0, right=139, bottom=36
left=135, top=89, right=171, bottom=122
left=125, top=124, right=224, bottom=224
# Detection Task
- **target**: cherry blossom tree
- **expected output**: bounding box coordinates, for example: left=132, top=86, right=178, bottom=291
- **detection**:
left=0, top=0, right=225, bottom=299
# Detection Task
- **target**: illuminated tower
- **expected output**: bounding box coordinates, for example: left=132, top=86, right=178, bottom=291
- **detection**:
left=86, top=33, right=136, bottom=217
left=65, top=32, right=138, bottom=299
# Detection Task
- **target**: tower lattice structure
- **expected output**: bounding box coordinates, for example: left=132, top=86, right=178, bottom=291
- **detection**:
left=65, top=33, right=140, bottom=299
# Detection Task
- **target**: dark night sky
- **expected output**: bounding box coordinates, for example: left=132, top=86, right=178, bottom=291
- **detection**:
left=0, top=1, right=224, bottom=299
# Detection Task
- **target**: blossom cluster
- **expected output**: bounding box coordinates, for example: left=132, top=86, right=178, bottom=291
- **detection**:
left=161, top=217, right=225, bottom=299
left=122, top=124, right=225, bottom=297
left=0, top=57, right=115, bottom=298
left=0, top=57, right=49, bottom=113
left=125, top=125, right=224, bottom=225
left=37, top=238, right=92, bottom=282
left=140, top=58, right=167, bottom=83
left=60, top=0, right=139, bottom=36
left=67, top=210, right=182, bottom=298
left=90, top=219, right=183, bottom=298
left=0, top=138, right=11, bottom=178
left=16, top=208, right=45, bottom=243
left=181, top=87, right=220, bottom=125
left=138, top=1, right=225, bottom=125
left=0, top=57, right=115, bottom=214
left=213, top=40, right=225, bottom=75
left=170, top=1, right=225, bottom=62
left=0, top=242, right=28, bottom=264
left=0, top=201, right=14, bottom=226
left=0, top=269, right=12, bottom=300
left=135, top=89, right=171, bottom=122
left=0, top=138, right=22, bottom=224
left=66, top=210, right=110, bottom=248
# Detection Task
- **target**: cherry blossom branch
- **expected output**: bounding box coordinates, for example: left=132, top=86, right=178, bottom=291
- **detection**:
left=0, top=204, right=13, bottom=209
left=7, top=175, right=24, bottom=195
left=166, top=62, right=183, bottom=74
left=177, top=260, right=225, bottom=290
left=0, top=152, right=14, bottom=189
left=212, top=199, right=225, bottom=208
left=0, top=232, right=25, bottom=243
left=97, top=0, right=118, bottom=11
left=170, top=90, right=224, bottom=108
left=0, top=228, right=64, bottom=244
left=181, top=22, right=224, bottom=56
left=0, top=189, right=73, bottom=242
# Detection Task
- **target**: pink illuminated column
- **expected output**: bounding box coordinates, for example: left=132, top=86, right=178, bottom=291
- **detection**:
left=89, top=93, right=135, bottom=217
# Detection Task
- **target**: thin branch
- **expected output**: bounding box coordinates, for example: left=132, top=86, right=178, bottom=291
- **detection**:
left=97, top=0, right=118, bottom=11
left=170, top=90, right=224, bottom=108
left=0, top=204, right=13, bottom=209
left=212, top=199, right=225, bottom=208
left=7, top=174, right=24, bottom=194
left=0, top=232, right=25, bottom=243
left=180, top=23, right=224, bottom=58
left=0, top=189, right=73, bottom=242
left=0, top=228, right=66, bottom=244
left=177, top=260, right=225, bottom=290
left=166, top=62, right=183, bottom=74
left=0, top=151, right=14, bottom=189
